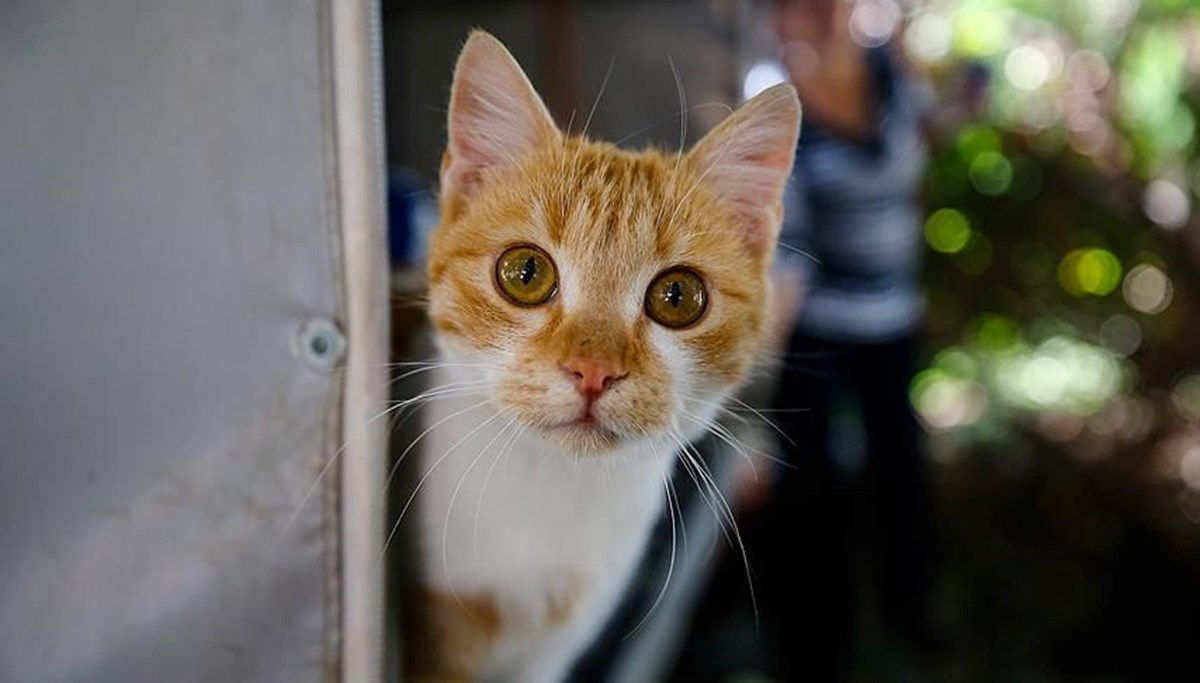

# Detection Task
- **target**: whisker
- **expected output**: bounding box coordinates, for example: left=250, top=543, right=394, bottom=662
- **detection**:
left=678, top=409, right=759, bottom=479
left=581, top=56, right=616, bottom=140
left=722, top=395, right=796, bottom=447
left=677, top=401, right=793, bottom=470
left=274, top=383, right=484, bottom=545
left=672, top=430, right=759, bottom=626
left=623, top=468, right=679, bottom=639
left=664, top=102, right=737, bottom=231
left=669, top=54, right=687, bottom=157
left=473, top=418, right=527, bottom=554
left=381, top=404, right=507, bottom=562
left=383, top=397, right=491, bottom=491
left=775, top=240, right=822, bottom=264
left=610, top=102, right=734, bottom=148
left=666, top=430, right=733, bottom=547
left=442, top=412, right=519, bottom=608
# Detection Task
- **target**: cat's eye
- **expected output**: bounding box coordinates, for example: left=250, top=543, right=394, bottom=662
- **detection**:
left=495, top=245, right=558, bottom=306
left=645, top=268, right=707, bottom=328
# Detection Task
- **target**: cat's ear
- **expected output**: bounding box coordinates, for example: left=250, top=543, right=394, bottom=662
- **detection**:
left=441, top=30, right=560, bottom=211
left=686, top=84, right=801, bottom=256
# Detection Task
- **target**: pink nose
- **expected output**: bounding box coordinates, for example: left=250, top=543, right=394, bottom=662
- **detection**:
left=562, top=357, right=626, bottom=398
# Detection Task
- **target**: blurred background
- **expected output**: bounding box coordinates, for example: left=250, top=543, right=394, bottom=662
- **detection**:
left=385, top=0, right=1200, bottom=681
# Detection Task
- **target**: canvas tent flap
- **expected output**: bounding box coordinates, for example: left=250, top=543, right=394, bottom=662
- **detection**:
left=0, top=1, right=386, bottom=681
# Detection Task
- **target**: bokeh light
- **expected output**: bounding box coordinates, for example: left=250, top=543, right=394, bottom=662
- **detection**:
left=952, top=7, right=1009, bottom=58
left=1178, top=445, right=1200, bottom=491
left=1058, top=248, right=1123, bottom=297
left=848, top=0, right=900, bottom=49
left=1066, top=49, right=1111, bottom=92
left=910, top=369, right=988, bottom=432
left=968, top=151, right=1013, bottom=195
left=1004, top=44, right=1052, bottom=91
left=1142, top=179, right=1190, bottom=229
left=1171, top=374, right=1200, bottom=421
left=993, top=336, right=1126, bottom=415
left=742, top=60, right=787, bottom=101
left=925, top=208, right=972, bottom=254
left=905, top=11, right=952, bottom=63
left=1098, top=314, right=1143, bottom=356
left=1121, top=263, right=1173, bottom=314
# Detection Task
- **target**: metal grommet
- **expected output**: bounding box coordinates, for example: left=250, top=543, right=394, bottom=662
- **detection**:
left=297, top=317, right=345, bottom=372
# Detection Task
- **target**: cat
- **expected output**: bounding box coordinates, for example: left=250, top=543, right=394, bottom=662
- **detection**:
left=401, top=30, right=800, bottom=683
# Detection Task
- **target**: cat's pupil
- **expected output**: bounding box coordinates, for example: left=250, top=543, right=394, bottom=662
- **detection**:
left=667, top=280, right=683, bottom=307
left=521, top=256, right=537, bottom=285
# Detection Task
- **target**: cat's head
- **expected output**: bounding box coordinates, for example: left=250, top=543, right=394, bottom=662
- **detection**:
left=427, top=31, right=800, bottom=456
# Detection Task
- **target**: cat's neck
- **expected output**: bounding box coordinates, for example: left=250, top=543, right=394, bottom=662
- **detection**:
left=417, top=362, right=675, bottom=596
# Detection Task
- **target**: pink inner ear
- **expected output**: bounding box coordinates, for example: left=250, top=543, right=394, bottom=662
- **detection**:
left=689, top=86, right=800, bottom=253
left=701, top=144, right=795, bottom=251
left=441, top=34, right=558, bottom=207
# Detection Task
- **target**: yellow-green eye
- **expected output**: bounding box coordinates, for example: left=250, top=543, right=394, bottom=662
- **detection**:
left=496, top=245, right=557, bottom=305
left=645, top=268, right=707, bottom=328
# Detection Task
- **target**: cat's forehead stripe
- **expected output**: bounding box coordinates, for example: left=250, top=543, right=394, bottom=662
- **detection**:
left=545, top=143, right=673, bottom=251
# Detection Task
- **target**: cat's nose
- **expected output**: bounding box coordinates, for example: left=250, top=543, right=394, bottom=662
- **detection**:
left=562, top=357, right=627, bottom=397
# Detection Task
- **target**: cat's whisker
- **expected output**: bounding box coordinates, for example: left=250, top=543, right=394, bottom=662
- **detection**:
left=657, top=55, right=690, bottom=242
left=473, top=417, right=527, bottom=555
left=441, top=412, right=520, bottom=611
left=723, top=394, right=796, bottom=448
left=676, top=397, right=794, bottom=470
left=378, top=386, right=492, bottom=453
left=665, top=430, right=733, bottom=546
left=611, top=102, right=734, bottom=149
left=387, top=362, right=497, bottom=388
left=581, top=56, right=616, bottom=141
left=681, top=386, right=800, bottom=443
left=384, top=385, right=492, bottom=413
left=381, top=402, right=509, bottom=563
left=623, top=469, right=679, bottom=640
left=377, top=387, right=492, bottom=432
left=384, top=360, right=499, bottom=369
left=383, top=396, right=492, bottom=492
left=562, top=109, right=578, bottom=141
left=775, top=240, right=822, bottom=264
left=666, top=465, right=689, bottom=554
left=677, top=408, right=761, bottom=480
left=274, top=383, right=485, bottom=546
left=387, top=379, right=492, bottom=407
left=670, top=429, right=759, bottom=626
left=645, top=423, right=690, bottom=557
left=669, top=54, right=687, bottom=160
left=664, top=102, right=737, bottom=233
left=704, top=416, right=790, bottom=471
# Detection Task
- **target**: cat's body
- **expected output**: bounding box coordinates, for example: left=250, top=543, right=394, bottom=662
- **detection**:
left=414, top=368, right=673, bottom=681
left=403, top=31, right=800, bottom=683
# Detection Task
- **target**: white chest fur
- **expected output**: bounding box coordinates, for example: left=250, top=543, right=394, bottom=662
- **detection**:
left=414, top=367, right=674, bottom=681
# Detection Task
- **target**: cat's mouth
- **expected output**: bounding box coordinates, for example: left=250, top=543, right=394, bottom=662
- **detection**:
left=553, top=415, right=614, bottom=434
left=543, top=415, right=625, bottom=453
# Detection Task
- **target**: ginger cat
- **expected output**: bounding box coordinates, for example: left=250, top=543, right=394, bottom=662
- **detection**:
left=403, top=30, right=800, bottom=683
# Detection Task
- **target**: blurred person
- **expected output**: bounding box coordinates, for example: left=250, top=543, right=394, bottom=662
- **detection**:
left=673, top=1, right=938, bottom=681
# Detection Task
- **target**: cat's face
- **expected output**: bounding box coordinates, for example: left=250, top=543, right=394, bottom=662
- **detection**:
left=427, top=31, right=800, bottom=456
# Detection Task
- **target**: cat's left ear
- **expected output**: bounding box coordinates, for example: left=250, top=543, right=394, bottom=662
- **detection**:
left=441, top=31, right=560, bottom=213
left=686, top=84, right=801, bottom=256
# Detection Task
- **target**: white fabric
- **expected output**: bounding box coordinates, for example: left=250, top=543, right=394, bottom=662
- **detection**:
left=0, top=1, right=386, bottom=681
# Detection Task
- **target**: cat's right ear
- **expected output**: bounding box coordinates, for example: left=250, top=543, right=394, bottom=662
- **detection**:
left=441, top=31, right=560, bottom=214
left=685, top=84, right=801, bottom=258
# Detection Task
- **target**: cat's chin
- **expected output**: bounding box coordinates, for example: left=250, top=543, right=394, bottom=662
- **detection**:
left=538, top=420, right=631, bottom=457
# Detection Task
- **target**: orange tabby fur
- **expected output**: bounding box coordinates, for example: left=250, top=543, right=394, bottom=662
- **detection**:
left=407, top=30, right=800, bottom=682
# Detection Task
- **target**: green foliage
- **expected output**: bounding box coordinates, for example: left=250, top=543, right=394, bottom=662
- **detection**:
left=907, top=0, right=1200, bottom=435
